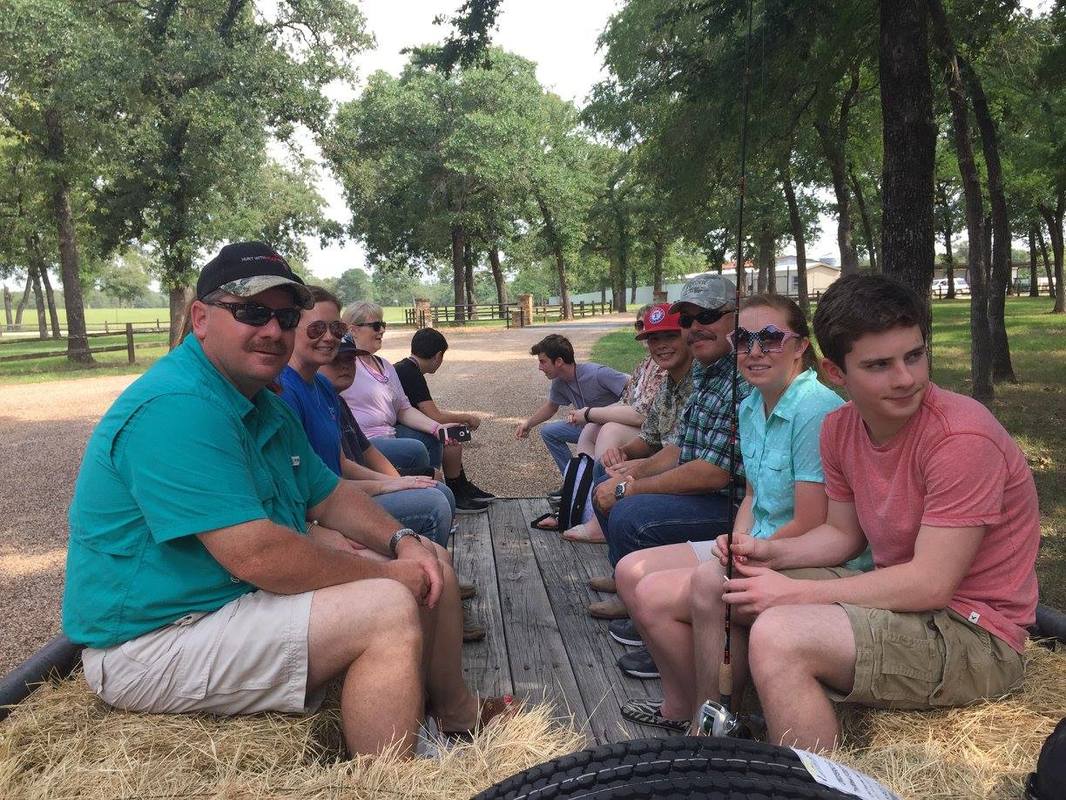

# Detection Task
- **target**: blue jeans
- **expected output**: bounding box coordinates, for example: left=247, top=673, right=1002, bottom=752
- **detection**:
left=372, top=435, right=431, bottom=472
left=592, top=467, right=733, bottom=567
left=540, top=420, right=582, bottom=477
left=375, top=482, right=455, bottom=547
left=394, top=423, right=444, bottom=469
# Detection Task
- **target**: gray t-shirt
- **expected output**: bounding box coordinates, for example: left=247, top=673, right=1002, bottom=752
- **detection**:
left=548, top=362, right=628, bottom=409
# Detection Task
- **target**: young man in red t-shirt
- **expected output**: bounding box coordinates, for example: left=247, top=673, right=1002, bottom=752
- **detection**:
left=699, top=274, right=1039, bottom=751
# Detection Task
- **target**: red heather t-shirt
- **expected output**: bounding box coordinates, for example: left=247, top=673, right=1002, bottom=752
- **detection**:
left=820, top=383, right=1039, bottom=652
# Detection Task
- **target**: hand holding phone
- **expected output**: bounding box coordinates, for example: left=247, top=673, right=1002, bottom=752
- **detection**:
left=438, top=424, right=472, bottom=444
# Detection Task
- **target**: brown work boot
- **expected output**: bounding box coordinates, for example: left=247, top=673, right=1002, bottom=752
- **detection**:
left=463, top=619, right=487, bottom=642
left=588, top=597, right=629, bottom=620
left=459, top=582, right=477, bottom=600
left=588, top=575, right=616, bottom=594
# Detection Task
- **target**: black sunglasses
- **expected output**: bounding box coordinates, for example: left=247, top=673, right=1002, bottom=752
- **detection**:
left=678, top=308, right=729, bottom=328
left=306, top=320, right=350, bottom=340
left=352, top=320, right=387, bottom=332
left=206, top=301, right=301, bottom=330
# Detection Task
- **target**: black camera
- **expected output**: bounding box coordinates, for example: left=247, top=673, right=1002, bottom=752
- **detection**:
left=438, top=424, right=472, bottom=443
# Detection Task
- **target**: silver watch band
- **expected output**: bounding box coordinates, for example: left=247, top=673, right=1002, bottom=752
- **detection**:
left=388, top=527, right=420, bottom=557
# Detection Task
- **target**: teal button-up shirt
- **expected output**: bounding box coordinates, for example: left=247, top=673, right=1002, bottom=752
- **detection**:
left=63, top=336, right=339, bottom=650
left=739, top=368, right=844, bottom=539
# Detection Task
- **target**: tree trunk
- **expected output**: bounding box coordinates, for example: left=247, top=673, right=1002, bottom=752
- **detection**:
left=1040, top=200, right=1065, bottom=313
left=463, top=241, right=475, bottom=311
left=450, top=225, right=466, bottom=323
left=1028, top=225, right=1040, bottom=298
left=38, top=262, right=62, bottom=338
left=3, top=285, right=13, bottom=328
left=880, top=0, right=937, bottom=308
left=935, top=182, right=957, bottom=299
left=28, top=264, right=49, bottom=339
left=488, top=246, right=507, bottom=306
left=168, top=285, right=193, bottom=345
left=534, top=192, right=572, bottom=319
left=609, top=250, right=626, bottom=313
left=652, top=238, right=665, bottom=296
left=849, top=165, right=878, bottom=272
left=959, top=57, right=1015, bottom=382
left=782, top=160, right=809, bottom=312
left=554, top=245, right=573, bottom=320
left=629, top=261, right=637, bottom=304
left=929, top=0, right=992, bottom=399
left=612, top=209, right=629, bottom=312
left=814, top=120, right=860, bottom=276
left=15, top=274, right=31, bottom=325
left=757, top=225, right=775, bottom=294
left=1036, top=222, right=1054, bottom=297
left=734, top=251, right=746, bottom=297
left=29, top=234, right=62, bottom=338
left=44, top=107, right=92, bottom=363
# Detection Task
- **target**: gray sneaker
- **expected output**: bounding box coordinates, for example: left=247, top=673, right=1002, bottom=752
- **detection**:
left=608, top=618, right=643, bottom=647
left=618, top=646, right=659, bottom=679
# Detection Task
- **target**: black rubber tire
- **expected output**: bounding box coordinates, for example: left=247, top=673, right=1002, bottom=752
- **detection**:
left=475, top=736, right=860, bottom=799
left=0, top=635, right=82, bottom=722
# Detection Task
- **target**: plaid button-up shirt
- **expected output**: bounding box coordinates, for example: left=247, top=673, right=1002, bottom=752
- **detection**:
left=677, top=356, right=752, bottom=494
left=639, top=363, right=696, bottom=451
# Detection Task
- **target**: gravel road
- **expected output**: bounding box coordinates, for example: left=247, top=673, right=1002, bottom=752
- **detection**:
left=0, top=316, right=631, bottom=676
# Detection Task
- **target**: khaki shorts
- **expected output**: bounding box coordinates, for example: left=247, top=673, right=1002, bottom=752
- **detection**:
left=781, top=567, right=1025, bottom=709
left=82, top=590, right=318, bottom=715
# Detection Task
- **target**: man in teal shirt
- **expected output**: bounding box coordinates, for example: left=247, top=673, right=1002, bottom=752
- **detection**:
left=63, top=242, right=505, bottom=757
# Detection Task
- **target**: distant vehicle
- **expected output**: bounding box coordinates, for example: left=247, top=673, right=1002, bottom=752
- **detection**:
left=931, top=277, right=970, bottom=297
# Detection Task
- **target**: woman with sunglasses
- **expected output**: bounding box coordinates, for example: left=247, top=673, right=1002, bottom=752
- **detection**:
left=615, top=294, right=847, bottom=733
left=340, top=302, right=474, bottom=496
left=278, top=288, right=459, bottom=548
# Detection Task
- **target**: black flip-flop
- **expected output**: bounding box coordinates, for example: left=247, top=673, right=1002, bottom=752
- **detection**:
left=530, top=512, right=560, bottom=531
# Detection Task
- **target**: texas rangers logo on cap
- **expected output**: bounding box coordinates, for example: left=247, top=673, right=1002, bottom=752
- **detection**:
left=649, top=307, right=666, bottom=324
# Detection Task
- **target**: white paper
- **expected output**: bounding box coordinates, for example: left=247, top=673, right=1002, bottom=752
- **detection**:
left=791, top=748, right=901, bottom=800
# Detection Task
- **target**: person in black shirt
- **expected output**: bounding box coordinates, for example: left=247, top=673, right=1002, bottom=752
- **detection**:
left=395, top=328, right=496, bottom=509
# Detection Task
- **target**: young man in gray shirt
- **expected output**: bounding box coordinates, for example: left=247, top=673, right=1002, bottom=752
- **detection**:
left=515, top=333, right=629, bottom=477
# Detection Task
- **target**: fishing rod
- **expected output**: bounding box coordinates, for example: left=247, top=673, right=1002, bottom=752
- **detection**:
left=699, top=0, right=755, bottom=739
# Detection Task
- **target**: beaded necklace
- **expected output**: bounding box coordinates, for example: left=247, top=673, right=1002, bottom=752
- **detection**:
left=359, top=354, right=389, bottom=384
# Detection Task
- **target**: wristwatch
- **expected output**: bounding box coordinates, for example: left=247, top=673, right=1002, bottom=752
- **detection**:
left=388, top=528, right=421, bottom=557
left=614, top=480, right=629, bottom=500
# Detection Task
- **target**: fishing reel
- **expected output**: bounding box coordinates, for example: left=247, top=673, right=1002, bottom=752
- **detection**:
left=697, top=699, right=765, bottom=740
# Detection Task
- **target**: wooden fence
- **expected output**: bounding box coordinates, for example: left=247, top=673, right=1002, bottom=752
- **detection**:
left=0, top=324, right=166, bottom=365
left=404, top=300, right=612, bottom=328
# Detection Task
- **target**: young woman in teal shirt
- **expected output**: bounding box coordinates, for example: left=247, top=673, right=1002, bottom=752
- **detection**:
left=616, top=294, right=843, bottom=733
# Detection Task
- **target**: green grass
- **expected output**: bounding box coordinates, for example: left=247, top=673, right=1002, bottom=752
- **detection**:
left=591, top=296, right=1066, bottom=609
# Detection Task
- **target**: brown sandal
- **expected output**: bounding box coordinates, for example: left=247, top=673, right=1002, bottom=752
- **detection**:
left=437, top=694, right=520, bottom=739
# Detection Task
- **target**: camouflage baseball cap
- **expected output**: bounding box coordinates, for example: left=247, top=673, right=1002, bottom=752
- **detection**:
left=196, top=241, right=314, bottom=310
left=669, top=273, right=737, bottom=314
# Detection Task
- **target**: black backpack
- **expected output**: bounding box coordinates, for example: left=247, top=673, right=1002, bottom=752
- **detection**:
left=1027, top=716, right=1066, bottom=799
left=557, top=453, right=596, bottom=532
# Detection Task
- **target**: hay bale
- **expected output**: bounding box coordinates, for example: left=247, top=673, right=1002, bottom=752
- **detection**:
left=0, top=673, right=584, bottom=799
left=834, top=642, right=1066, bottom=799
left=2, top=643, right=1062, bottom=799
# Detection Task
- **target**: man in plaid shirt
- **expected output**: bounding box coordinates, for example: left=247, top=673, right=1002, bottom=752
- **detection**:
left=589, top=274, right=751, bottom=620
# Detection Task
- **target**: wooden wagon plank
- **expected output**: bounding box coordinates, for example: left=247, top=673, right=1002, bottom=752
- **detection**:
left=488, top=499, right=591, bottom=736
left=522, top=498, right=657, bottom=745
left=452, top=509, right=511, bottom=698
